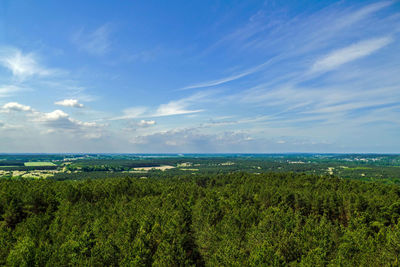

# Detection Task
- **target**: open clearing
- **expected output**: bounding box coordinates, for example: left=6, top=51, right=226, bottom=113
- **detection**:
left=24, top=162, right=56, bottom=167
left=133, top=165, right=175, bottom=171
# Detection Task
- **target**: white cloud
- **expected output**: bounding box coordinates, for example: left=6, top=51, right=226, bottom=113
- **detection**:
left=110, top=106, right=148, bottom=120
left=154, top=100, right=202, bottom=117
left=335, top=1, right=393, bottom=29
left=72, top=24, right=112, bottom=55
left=152, top=91, right=213, bottom=117
left=111, top=91, right=212, bottom=120
left=0, top=85, right=21, bottom=98
left=181, top=58, right=275, bottom=90
left=121, top=119, right=157, bottom=133
left=138, top=120, right=156, bottom=127
left=2, top=102, right=32, bottom=112
left=311, top=36, right=392, bottom=73
left=128, top=128, right=256, bottom=152
left=42, top=109, right=69, bottom=121
left=37, top=109, right=100, bottom=131
left=0, top=48, right=53, bottom=78
left=55, top=99, right=84, bottom=108
left=1, top=102, right=103, bottom=139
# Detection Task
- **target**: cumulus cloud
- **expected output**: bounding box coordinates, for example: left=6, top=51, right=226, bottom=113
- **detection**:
left=37, top=109, right=99, bottom=131
left=128, top=128, right=256, bottom=152
left=0, top=47, right=53, bottom=78
left=138, top=120, right=156, bottom=127
left=38, top=110, right=104, bottom=139
left=122, top=119, right=156, bottom=133
left=55, top=99, right=84, bottom=108
left=1, top=102, right=103, bottom=139
left=311, top=36, right=392, bottom=73
left=41, top=109, right=69, bottom=121
left=2, top=102, right=33, bottom=112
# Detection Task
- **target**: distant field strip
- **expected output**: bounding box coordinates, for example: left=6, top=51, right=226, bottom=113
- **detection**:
left=0, top=166, right=19, bottom=167
left=24, top=162, right=56, bottom=167
left=133, top=165, right=175, bottom=171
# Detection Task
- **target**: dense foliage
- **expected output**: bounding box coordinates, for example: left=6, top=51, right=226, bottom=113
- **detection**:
left=1, top=172, right=400, bottom=266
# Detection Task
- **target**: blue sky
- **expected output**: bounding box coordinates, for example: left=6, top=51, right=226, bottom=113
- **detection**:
left=0, top=0, right=399, bottom=153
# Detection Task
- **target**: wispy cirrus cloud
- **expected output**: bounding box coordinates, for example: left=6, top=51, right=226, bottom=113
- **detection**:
left=216, top=1, right=394, bottom=54
left=333, top=1, right=394, bottom=29
left=181, top=58, right=276, bottom=90
left=0, top=85, right=22, bottom=98
left=310, top=36, right=392, bottom=73
left=109, top=106, right=147, bottom=120
left=111, top=91, right=213, bottom=120
left=154, top=100, right=202, bottom=117
left=1, top=1, right=399, bottom=152
left=0, top=47, right=55, bottom=79
left=112, top=101, right=202, bottom=120
left=184, top=1, right=396, bottom=96
left=72, top=24, right=112, bottom=56
left=178, top=0, right=400, bottom=152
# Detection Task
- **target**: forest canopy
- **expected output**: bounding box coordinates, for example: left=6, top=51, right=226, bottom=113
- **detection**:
left=1, top=172, right=400, bottom=266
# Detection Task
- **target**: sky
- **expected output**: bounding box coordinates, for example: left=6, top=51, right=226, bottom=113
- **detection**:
left=0, top=0, right=399, bottom=153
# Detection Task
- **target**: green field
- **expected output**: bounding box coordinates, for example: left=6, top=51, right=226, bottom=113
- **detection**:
left=24, top=162, right=56, bottom=167
left=344, top=166, right=372, bottom=170
left=0, top=166, right=19, bottom=168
